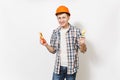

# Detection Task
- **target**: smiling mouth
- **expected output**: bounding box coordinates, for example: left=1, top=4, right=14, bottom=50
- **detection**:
left=60, top=22, right=65, bottom=25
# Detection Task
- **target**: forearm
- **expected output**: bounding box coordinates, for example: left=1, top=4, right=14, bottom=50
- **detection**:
left=45, top=44, right=55, bottom=54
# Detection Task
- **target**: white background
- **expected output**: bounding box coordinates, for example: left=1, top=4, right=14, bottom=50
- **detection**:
left=0, top=0, right=120, bottom=80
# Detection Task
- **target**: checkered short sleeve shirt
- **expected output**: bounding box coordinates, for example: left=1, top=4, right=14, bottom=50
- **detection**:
left=50, top=24, right=81, bottom=74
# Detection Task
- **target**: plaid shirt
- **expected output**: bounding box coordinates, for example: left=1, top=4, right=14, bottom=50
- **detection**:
left=50, top=24, right=81, bottom=74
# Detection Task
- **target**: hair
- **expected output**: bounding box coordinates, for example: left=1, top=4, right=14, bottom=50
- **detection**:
left=56, top=12, right=70, bottom=16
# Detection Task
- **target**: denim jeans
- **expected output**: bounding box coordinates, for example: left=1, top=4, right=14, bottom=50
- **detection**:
left=52, top=66, right=76, bottom=80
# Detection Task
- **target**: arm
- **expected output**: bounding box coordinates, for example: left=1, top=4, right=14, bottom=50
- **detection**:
left=39, top=32, right=55, bottom=54
left=40, top=30, right=57, bottom=54
left=76, top=28, right=87, bottom=53
left=45, top=44, right=55, bottom=54
left=40, top=39, right=55, bottom=54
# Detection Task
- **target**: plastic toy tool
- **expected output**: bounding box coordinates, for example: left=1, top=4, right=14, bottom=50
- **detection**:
left=40, top=32, right=46, bottom=43
left=81, top=29, right=86, bottom=37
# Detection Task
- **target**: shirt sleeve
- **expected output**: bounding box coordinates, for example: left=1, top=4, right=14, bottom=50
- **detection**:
left=50, top=30, right=57, bottom=53
left=76, top=28, right=81, bottom=49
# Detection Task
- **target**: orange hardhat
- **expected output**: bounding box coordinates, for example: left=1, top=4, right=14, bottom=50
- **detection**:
left=55, top=5, right=70, bottom=16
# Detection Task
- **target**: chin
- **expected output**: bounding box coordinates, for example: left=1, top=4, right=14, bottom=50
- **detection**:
left=60, top=24, right=65, bottom=27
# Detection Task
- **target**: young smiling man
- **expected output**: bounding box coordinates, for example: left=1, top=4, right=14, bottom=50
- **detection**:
left=40, top=5, right=87, bottom=80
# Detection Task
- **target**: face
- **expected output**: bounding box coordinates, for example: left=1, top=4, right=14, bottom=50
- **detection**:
left=57, top=13, right=70, bottom=28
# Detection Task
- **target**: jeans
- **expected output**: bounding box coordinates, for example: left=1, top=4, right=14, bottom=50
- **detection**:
left=52, top=66, right=76, bottom=80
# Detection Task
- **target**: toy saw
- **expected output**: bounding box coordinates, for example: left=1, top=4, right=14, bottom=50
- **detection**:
left=40, top=32, right=46, bottom=43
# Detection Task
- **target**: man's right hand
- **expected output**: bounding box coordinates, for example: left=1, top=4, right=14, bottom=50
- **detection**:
left=40, top=32, right=48, bottom=46
left=40, top=38, right=48, bottom=46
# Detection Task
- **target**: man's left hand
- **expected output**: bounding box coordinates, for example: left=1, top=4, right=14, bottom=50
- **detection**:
left=80, top=37, right=87, bottom=53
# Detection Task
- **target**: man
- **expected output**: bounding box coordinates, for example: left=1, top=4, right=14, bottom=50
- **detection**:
left=40, top=5, right=87, bottom=80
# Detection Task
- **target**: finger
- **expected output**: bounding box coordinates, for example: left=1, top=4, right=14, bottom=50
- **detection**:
left=40, top=39, right=43, bottom=44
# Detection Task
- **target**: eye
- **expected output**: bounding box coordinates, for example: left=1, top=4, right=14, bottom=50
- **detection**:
left=57, top=17, right=61, bottom=20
